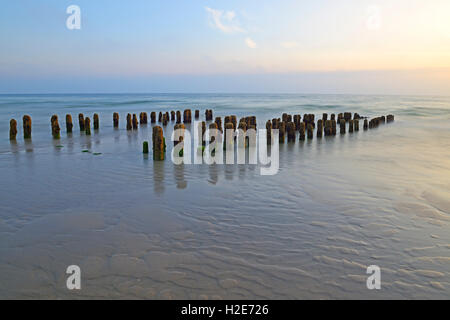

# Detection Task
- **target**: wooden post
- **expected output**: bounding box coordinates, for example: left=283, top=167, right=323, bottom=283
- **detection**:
left=215, top=117, right=222, bottom=132
left=23, top=115, right=32, bottom=139
left=10, top=119, right=17, bottom=140
left=162, top=113, right=168, bottom=126
left=279, top=121, right=286, bottom=143
left=195, top=110, right=199, bottom=119
left=344, top=112, right=352, bottom=122
left=354, top=119, right=359, bottom=131
left=349, top=119, right=354, bottom=133
left=266, top=120, right=272, bottom=144
left=150, top=112, right=156, bottom=123
left=93, top=113, right=99, bottom=130
left=183, top=109, right=192, bottom=123
left=322, top=113, right=328, bottom=122
left=387, top=115, right=394, bottom=123
left=176, top=111, right=181, bottom=124
left=340, top=119, right=346, bottom=134
left=324, top=120, right=332, bottom=136
left=174, top=124, right=185, bottom=146
left=287, top=122, right=295, bottom=142
left=331, top=119, right=337, bottom=135
left=143, top=141, right=149, bottom=154
left=85, top=117, right=91, bottom=135
left=364, top=119, right=368, bottom=130
left=224, top=122, right=234, bottom=150
left=171, top=111, right=175, bottom=121
left=78, top=113, right=85, bottom=131
left=158, top=112, right=162, bottom=123
left=126, top=113, right=132, bottom=130
left=299, top=122, right=306, bottom=140
left=51, top=115, right=60, bottom=139
left=317, top=119, right=323, bottom=138
left=66, top=114, right=73, bottom=133
left=132, top=114, right=138, bottom=129
left=152, top=126, right=165, bottom=160
left=113, top=112, right=119, bottom=128
left=307, top=123, right=313, bottom=139
left=140, top=112, right=148, bottom=124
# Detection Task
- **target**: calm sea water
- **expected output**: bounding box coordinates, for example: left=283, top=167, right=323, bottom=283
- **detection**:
left=0, top=93, right=449, bottom=299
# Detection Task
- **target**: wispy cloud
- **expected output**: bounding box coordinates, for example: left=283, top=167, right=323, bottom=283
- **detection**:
left=245, top=38, right=257, bottom=49
left=205, top=7, right=244, bottom=33
left=281, top=41, right=299, bottom=49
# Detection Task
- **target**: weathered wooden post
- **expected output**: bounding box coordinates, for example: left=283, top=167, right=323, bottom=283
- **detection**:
left=337, top=113, right=343, bottom=124
left=354, top=113, right=361, bottom=120
left=66, top=114, right=73, bottom=133
left=140, top=112, right=148, bottom=124
left=387, top=115, right=394, bottom=123
left=287, top=122, right=296, bottom=142
left=183, top=109, right=192, bottom=123
left=93, top=113, right=99, bottom=130
left=344, top=112, right=352, bottom=122
left=282, top=113, right=288, bottom=122
left=279, top=121, right=286, bottom=143
left=349, top=119, right=354, bottom=133
left=201, top=121, right=206, bottom=146
left=174, top=123, right=185, bottom=146
left=176, top=110, right=182, bottom=124
left=324, top=120, right=332, bottom=136
left=299, top=122, right=306, bottom=140
left=266, top=120, right=272, bottom=144
left=364, top=119, right=368, bottom=130
left=150, top=112, right=156, bottom=123
left=340, top=119, right=346, bottom=134
left=162, top=113, right=168, bottom=126
left=158, top=112, right=162, bottom=123
left=307, top=123, right=314, bottom=139
left=215, top=117, right=222, bottom=132
left=126, top=113, right=132, bottom=130
left=322, top=113, right=328, bottom=122
left=10, top=119, right=17, bottom=140
left=205, top=109, right=213, bottom=121
left=209, top=122, right=218, bottom=144
left=113, top=112, right=119, bottom=128
left=85, top=117, right=91, bottom=135
left=195, top=110, right=199, bottom=119
left=23, top=115, right=32, bottom=139
left=51, top=115, right=60, bottom=139
left=169, top=111, right=174, bottom=121
left=152, top=126, right=165, bottom=160
left=224, top=122, right=234, bottom=150
left=143, top=141, right=149, bottom=154
left=165, top=112, right=170, bottom=123
left=317, top=119, right=323, bottom=138
left=132, top=114, right=138, bottom=129
left=354, top=119, right=359, bottom=131
left=331, top=119, right=337, bottom=135
left=78, top=113, right=85, bottom=131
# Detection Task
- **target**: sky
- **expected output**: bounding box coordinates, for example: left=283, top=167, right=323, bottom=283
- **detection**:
left=0, top=0, right=449, bottom=94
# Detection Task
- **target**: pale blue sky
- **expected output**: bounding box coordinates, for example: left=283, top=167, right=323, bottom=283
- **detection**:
left=0, top=0, right=449, bottom=94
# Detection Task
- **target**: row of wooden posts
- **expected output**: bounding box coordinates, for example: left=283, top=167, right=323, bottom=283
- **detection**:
left=9, top=110, right=394, bottom=161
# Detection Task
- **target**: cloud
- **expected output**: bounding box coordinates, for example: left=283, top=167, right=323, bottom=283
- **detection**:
left=245, top=37, right=257, bottom=49
left=281, top=41, right=299, bottom=49
left=205, top=7, right=244, bottom=33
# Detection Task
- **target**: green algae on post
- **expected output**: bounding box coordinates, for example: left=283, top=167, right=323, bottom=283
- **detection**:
left=9, top=119, right=17, bottom=140
left=143, top=141, right=149, bottom=154
left=23, top=115, right=32, bottom=139
left=66, top=114, right=73, bottom=133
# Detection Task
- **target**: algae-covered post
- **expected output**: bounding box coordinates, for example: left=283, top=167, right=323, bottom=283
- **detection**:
left=78, top=113, right=85, bottom=131
left=143, top=141, right=149, bottom=154
left=152, top=126, right=165, bottom=160
left=113, top=112, right=119, bottom=128
left=23, top=115, right=32, bottom=139
left=85, top=117, right=91, bottom=135
left=93, top=113, right=99, bottom=130
left=51, top=115, right=60, bottom=139
left=10, top=119, right=17, bottom=140
left=66, top=114, right=73, bottom=133
left=140, top=112, right=148, bottom=124
left=150, top=112, right=156, bottom=123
